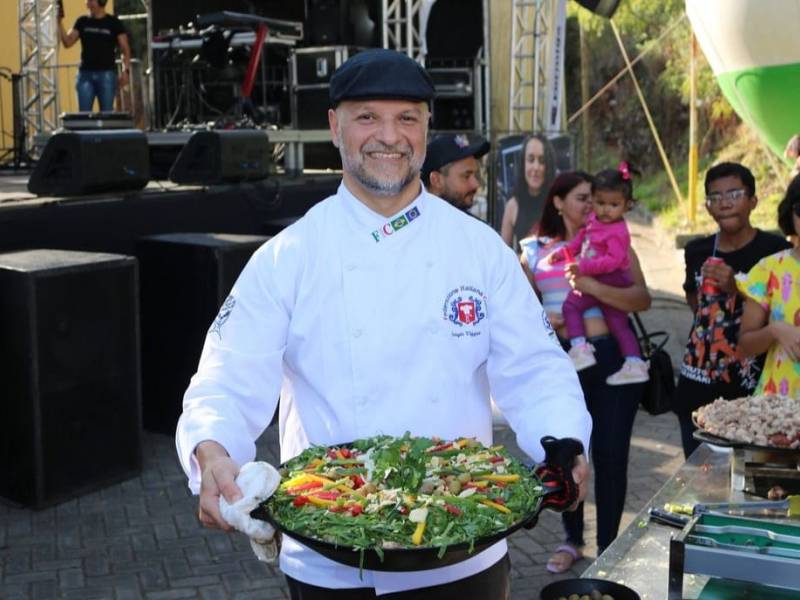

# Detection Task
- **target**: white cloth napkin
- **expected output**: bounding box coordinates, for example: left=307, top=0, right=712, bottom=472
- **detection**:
left=219, top=461, right=281, bottom=563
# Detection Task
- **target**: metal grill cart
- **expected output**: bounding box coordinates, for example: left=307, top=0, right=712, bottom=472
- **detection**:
left=693, top=430, right=800, bottom=496
left=668, top=513, right=800, bottom=599
left=581, top=444, right=800, bottom=599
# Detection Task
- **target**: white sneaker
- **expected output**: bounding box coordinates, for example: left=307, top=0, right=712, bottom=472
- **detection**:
left=606, top=358, right=650, bottom=385
left=568, top=343, right=597, bottom=371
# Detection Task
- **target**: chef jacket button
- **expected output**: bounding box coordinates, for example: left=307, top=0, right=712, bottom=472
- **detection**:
left=353, top=328, right=363, bottom=338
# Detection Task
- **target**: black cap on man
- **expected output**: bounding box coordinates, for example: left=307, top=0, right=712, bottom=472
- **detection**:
left=422, top=134, right=490, bottom=211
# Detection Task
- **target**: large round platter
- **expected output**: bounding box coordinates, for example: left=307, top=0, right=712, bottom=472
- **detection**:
left=250, top=435, right=544, bottom=571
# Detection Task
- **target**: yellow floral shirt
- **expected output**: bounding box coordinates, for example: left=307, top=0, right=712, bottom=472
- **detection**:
left=736, top=249, right=800, bottom=398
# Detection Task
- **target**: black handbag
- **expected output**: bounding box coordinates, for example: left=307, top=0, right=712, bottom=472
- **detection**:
left=632, top=313, right=675, bottom=415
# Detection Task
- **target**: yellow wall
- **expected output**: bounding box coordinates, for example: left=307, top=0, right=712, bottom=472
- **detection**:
left=0, top=0, right=114, bottom=155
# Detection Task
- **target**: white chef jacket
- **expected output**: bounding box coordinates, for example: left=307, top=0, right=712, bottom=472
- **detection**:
left=176, top=182, right=591, bottom=594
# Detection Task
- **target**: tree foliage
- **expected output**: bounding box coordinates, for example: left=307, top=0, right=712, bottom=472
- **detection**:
left=566, top=0, right=736, bottom=172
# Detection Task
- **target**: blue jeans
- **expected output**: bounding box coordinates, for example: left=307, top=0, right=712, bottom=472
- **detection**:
left=560, top=335, right=643, bottom=553
left=76, top=69, right=117, bottom=112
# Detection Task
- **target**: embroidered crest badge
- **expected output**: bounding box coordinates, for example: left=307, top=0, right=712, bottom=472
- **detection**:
left=457, top=300, right=477, bottom=324
left=443, top=285, right=487, bottom=330
left=210, top=295, right=236, bottom=339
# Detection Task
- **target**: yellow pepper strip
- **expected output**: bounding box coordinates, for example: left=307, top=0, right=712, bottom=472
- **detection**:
left=281, top=473, right=313, bottom=489
left=470, top=480, right=489, bottom=488
left=483, top=474, right=520, bottom=483
left=281, top=473, right=337, bottom=490
left=480, top=499, right=511, bottom=514
left=411, top=520, right=426, bottom=545
left=489, top=445, right=504, bottom=452
left=455, top=439, right=468, bottom=448
left=307, top=495, right=337, bottom=508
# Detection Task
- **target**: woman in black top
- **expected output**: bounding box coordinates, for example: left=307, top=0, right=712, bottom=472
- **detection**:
left=58, top=0, right=131, bottom=112
left=501, top=133, right=557, bottom=248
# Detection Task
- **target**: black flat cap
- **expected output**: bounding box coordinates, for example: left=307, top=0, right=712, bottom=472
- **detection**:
left=422, top=134, right=490, bottom=180
left=329, top=48, right=435, bottom=106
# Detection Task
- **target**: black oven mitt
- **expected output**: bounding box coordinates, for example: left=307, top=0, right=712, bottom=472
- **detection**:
left=524, top=436, right=584, bottom=529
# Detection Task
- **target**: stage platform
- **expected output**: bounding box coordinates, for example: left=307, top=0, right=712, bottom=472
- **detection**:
left=0, top=170, right=340, bottom=255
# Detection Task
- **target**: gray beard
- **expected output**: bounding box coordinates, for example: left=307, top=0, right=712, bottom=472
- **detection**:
left=337, top=131, right=423, bottom=197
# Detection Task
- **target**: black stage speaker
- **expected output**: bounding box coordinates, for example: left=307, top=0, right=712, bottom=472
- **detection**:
left=432, top=97, right=475, bottom=130
left=137, top=233, right=269, bottom=434
left=573, top=0, right=621, bottom=18
left=307, top=0, right=343, bottom=44
left=0, top=250, right=141, bottom=508
left=28, top=129, right=149, bottom=196
left=168, top=130, right=271, bottom=185
left=305, top=0, right=378, bottom=46
left=425, top=0, right=483, bottom=59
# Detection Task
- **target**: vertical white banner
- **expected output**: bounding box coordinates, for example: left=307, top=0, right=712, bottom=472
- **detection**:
left=544, top=0, right=567, bottom=133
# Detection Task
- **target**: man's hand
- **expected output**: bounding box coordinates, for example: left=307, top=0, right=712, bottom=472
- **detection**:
left=701, top=258, right=736, bottom=294
left=548, top=250, right=563, bottom=265
left=196, top=440, right=243, bottom=530
left=570, top=454, right=590, bottom=510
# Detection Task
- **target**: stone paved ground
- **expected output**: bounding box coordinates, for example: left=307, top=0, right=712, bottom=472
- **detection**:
left=0, top=212, right=692, bottom=599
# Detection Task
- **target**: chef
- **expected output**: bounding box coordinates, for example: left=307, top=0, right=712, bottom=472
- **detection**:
left=176, top=48, right=592, bottom=599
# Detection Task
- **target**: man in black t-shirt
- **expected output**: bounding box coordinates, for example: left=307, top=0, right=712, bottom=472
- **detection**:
left=674, top=162, right=791, bottom=458
left=58, top=0, right=131, bottom=112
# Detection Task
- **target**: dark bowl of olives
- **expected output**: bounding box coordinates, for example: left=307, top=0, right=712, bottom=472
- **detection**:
left=540, top=578, right=640, bottom=600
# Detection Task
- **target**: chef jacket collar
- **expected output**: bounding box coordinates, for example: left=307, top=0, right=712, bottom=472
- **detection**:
left=338, top=181, right=428, bottom=242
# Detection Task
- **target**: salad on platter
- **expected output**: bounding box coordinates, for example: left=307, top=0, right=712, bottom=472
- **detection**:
left=262, top=433, right=544, bottom=561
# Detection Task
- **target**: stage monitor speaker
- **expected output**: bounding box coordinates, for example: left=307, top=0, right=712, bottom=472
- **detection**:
left=573, top=0, right=621, bottom=18
left=307, top=0, right=343, bottom=44
left=0, top=249, right=141, bottom=508
left=168, top=130, right=271, bottom=185
left=424, top=0, right=483, bottom=59
left=28, top=129, right=150, bottom=197
left=137, top=233, right=269, bottom=434
left=432, top=97, right=475, bottom=131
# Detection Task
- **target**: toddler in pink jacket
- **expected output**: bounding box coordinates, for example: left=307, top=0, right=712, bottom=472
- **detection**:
left=550, top=163, right=649, bottom=385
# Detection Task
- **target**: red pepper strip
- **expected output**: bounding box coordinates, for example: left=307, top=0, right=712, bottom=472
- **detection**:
left=398, top=506, right=409, bottom=515
left=491, top=497, right=506, bottom=505
left=493, top=481, right=506, bottom=488
left=293, top=496, right=311, bottom=507
left=327, top=449, right=338, bottom=459
left=444, top=504, right=462, bottom=516
left=311, top=491, right=341, bottom=501
left=339, top=447, right=351, bottom=458
left=328, top=504, right=345, bottom=513
left=350, top=504, right=363, bottom=516
left=351, top=475, right=365, bottom=488
left=488, top=455, right=505, bottom=463
left=426, top=442, right=453, bottom=453
left=286, top=481, right=324, bottom=494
